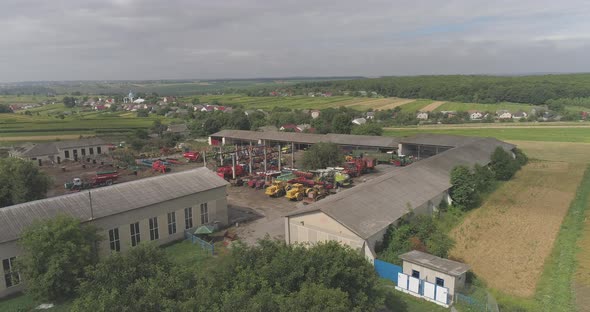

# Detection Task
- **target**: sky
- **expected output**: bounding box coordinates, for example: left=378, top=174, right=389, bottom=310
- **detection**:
left=2, top=0, right=590, bottom=82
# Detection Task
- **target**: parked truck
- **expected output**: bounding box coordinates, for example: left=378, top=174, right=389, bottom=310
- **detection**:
left=65, top=171, right=119, bottom=190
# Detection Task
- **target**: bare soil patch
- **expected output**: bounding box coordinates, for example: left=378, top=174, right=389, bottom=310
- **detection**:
left=450, top=161, right=586, bottom=297
left=420, top=101, right=446, bottom=112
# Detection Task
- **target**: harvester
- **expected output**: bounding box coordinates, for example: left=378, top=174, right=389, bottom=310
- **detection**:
left=334, top=172, right=352, bottom=187
left=265, top=180, right=288, bottom=197
left=285, top=183, right=310, bottom=201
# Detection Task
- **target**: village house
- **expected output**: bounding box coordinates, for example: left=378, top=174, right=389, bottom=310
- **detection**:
left=416, top=112, right=429, bottom=120
left=468, top=110, right=484, bottom=121
left=512, top=111, right=528, bottom=120
left=311, top=110, right=321, bottom=119
left=496, top=110, right=513, bottom=119
left=10, top=138, right=111, bottom=165
left=352, top=118, right=367, bottom=125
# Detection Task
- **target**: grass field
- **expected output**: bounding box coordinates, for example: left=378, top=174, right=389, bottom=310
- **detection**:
left=575, top=188, right=590, bottom=312
left=397, top=99, right=434, bottom=112
left=384, top=126, right=590, bottom=143
left=434, top=101, right=538, bottom=112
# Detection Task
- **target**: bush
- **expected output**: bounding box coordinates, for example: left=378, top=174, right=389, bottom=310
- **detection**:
left=490, top=147, right=521, bottom=181
left=301, top=142, right=342, bottom=170
left=450, top=165, right=479, bottom=210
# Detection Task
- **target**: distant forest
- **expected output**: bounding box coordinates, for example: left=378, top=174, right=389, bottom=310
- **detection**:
left=270, top=74, right=590, bottom=106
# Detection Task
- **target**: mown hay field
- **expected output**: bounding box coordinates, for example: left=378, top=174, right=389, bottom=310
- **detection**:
left=450, top=141, right=590, bottom=298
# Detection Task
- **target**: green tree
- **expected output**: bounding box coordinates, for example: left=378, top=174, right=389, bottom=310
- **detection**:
left=0, top=104, right=13, bottom=113
left=490, top=147, right=520, bottom=181
left=472, top=164, right=494, bottom=193
left=19, top=215, right=100, bottom=301
left=150, top=119, right=166, bottom=135
left=136, top=109, right=149, bottom=117
left=301, top=142, right=342, bottom=170
left=450, top=165, right=479, bottom=210
left=202, top=118, right=222, bottom=135
left=72, top=244, right=193, bottom=312
left=62, top=96, right=76, bottom=108
left=133, top=128, right=149, bottom=140
left=351, top=123, right=383, bottom=136
left=0, top=158, right=51, bottom=208
left=331, top=114, right=352, bottom=134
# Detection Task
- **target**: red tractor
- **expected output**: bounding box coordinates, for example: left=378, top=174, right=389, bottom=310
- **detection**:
left=183, top=151, right=201, bottom=162
left=152, top=160, right=169, bottom=173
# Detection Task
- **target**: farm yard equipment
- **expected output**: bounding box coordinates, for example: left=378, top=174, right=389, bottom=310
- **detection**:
left=152, top=160, right=169, bottom=173
left=64, top=171, right=119, bottom=190
left=183, top=151, right=201, bottom=162
left=285, top=183, right=310, bottom=201
left=216, top=164, right=246, bottom=180
left=303, top=185, right=329, bottom=203
left=391, top=155, right=414, bottom=167
left=265, top=180, right=289, bottom=197
left=334, top=172, right=352, bottom=187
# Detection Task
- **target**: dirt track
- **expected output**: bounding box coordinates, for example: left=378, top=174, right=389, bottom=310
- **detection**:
left=420, top=101, right=446, bottom=112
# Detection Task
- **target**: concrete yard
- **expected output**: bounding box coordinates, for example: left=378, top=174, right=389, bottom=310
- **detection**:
left=227, top=164, right=399, bottom=245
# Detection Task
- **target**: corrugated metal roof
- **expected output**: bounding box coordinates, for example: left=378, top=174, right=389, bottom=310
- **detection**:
left=287, top=137, right=514, bottom=239
left=400, top=133, right=516, bottom=150
left=21, top=138, right=109, bottom=157
left=399, top=250, right=470, bottom=276
left=55, top=138, right=107, bottom=149
left=211, top=130, right=399, bottom=148
left=0, top=167, right=228, bottom=244
left=22, top=143, right=59, bottom=157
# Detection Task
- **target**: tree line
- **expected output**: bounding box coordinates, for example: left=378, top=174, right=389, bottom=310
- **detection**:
left=255, top=74, right=590, bottom=105
left=17, top=215, right=384, bottom=312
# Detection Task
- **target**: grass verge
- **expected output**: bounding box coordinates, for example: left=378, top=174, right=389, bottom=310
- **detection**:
left=534, top=165, right=590, bottom=312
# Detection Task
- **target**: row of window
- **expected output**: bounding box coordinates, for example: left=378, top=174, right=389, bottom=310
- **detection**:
left=63, top=146, right=102, bottom=159
left=2, top=205, right=210, bottom=289
left=108, top=203, right=208, bottom=252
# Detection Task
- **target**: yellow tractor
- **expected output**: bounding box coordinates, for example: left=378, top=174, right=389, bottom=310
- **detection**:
left=285, top=183, right=310, bottom=201
left=265, top=180, right=288, bottom=198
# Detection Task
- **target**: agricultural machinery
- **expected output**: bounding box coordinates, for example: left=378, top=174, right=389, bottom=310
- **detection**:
left=285, top=183, right=309, bottom=201
left=216, top=164, right=246, bottom=180
left=65, top=170, right=119, bottom=191
left=183, top=151, right=201, bottom=162
left=152, top=160, right=169, bottom=173
left=265, top=180, right=289, bottom=197
left=303, top=185, right=329, bottom=203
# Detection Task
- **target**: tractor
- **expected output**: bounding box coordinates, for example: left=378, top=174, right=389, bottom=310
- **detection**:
left=304, top=185, right=329, bottom=203
left=285, top=183, right=310, bottom=201
left=265, top=180, right=289, bottom=197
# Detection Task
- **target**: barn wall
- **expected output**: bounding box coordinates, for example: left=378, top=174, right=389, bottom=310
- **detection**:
left=0, top=186, right=228, bottom=299
left=286, top=211, right=364, bottom=250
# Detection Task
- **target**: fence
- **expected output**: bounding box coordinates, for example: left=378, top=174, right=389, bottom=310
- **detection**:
left=184, top=230, right=215, bottom=255
left=374, top=259, right=402, bottom=285
left=455, top=286, right=499, bottom=312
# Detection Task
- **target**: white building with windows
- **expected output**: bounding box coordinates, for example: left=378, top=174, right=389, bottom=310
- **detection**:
left=0, top=168, right=228, bottom=298
left=9, top=138, right=111, bottom=166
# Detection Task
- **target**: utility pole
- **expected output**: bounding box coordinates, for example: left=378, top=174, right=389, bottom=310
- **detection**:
left=88, top=190, right=94, bottom=220
left=263, top=140, right=267, bottom=173
left=278, top=144, right=282, bottom=171
left=291, top=142, right=295, bottom=168
left=231, top=153, right=236, bottom=180
left=249, top=142, right=253, bottom=174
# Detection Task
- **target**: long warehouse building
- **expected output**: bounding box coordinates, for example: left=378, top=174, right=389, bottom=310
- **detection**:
left=284, top=136, right=515, bottom=262
left=0, top=168, right=229, bottom=298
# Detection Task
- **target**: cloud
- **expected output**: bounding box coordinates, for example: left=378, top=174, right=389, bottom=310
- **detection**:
left=1, top=0, right=590, bottom=82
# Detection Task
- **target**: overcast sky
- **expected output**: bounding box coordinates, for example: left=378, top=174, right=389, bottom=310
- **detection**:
left=2, top=0, right=590, bottom=82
